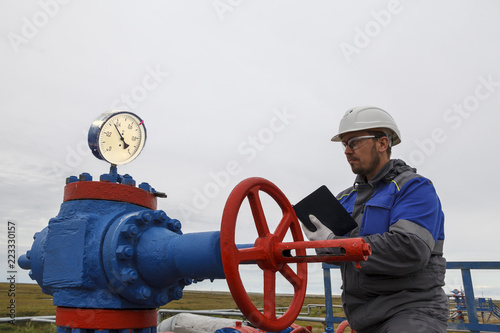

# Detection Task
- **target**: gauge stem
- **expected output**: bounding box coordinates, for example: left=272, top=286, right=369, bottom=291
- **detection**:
left=110, top=164, right=118, bottom=178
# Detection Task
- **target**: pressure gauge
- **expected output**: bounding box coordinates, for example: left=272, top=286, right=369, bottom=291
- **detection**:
left=88, top=111, right=147, bottom=165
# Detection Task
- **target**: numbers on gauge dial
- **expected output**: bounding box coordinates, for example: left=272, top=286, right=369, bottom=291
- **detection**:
left=98, top=113, right=143, bottom=164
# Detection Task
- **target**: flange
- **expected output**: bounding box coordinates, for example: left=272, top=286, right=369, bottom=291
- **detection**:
left=102, top=210, right=188, bottom=307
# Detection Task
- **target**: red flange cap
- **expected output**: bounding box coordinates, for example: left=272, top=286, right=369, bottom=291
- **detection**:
left=64, top=181, right=157, bottom=210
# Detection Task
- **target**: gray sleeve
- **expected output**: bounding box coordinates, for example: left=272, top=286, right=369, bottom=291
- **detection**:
left=354, top=219, right=433, bottom=276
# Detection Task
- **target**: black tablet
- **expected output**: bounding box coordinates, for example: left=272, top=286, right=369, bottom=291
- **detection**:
left=293, top=185, right=357, bottom=236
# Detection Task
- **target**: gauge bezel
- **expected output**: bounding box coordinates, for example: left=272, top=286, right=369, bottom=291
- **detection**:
left=88, top=111, right=147, bottom=165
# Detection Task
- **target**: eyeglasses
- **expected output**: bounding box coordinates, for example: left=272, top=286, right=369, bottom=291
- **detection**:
left=341, top=135, right=383, bottom=151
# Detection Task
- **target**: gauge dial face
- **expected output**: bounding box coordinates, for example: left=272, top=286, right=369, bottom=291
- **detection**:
left=92, top=112, right=146, bottom=165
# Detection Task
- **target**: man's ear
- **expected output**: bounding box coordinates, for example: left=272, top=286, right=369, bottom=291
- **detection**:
left=378, top=137, right=390, bottom=152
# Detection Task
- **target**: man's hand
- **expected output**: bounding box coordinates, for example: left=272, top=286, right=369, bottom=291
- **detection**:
left=301, top=214, right=334, bottom=241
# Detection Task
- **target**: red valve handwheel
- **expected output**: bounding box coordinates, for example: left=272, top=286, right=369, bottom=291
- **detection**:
left=220, top=177, right=307, bottom=332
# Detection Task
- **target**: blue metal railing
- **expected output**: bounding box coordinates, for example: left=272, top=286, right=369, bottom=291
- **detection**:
left=494, top=302, right=500, bottom=320
left=322, top=261, right=500, bottom=333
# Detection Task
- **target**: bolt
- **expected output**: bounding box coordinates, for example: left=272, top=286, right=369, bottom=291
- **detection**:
left=100, top=173, right=114, bottom=183
left=183, top=278, right=192, bottom=286
left=121, top=224, right=139, bottom=238
left=136, top=286, right=151, bottom=300
left=138, top=182, right=152, bottom=192
left=120, top=268, right=138, bottom=283
left=33, top=232, right=39, bottom=240
left=29, top=271, right=34, bottom=280
left=135, top=212, right=152, bottom=225
left=170, top=287, right=183, bottom=301
left=121, top=174, right=136, bottom=186
left=116, top=245, right=133, bottom=259
left=153, top=210, right=167, bottom=224
left=100, top=174, right=108, bottom=182
left=79, top=173, right=92, bottom=181
left=66, top=176, right=79, bottom=184
left=157, top=293, right=169, bottom=305
left=167, top=219, right=182, bottom=232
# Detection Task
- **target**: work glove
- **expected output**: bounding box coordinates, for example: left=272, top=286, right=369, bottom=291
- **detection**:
left=301, top=215, right=346, bottom=256
left=301, top=214, right=334, bottom=241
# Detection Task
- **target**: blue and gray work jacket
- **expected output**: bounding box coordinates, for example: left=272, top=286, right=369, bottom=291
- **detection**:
left=334, top=159, right=448, bottom=331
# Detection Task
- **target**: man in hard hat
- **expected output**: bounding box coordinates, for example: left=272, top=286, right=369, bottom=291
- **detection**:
left=302, top=107, right=448, bottom=332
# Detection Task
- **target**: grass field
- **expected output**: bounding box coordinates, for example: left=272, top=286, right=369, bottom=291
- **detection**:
left=0, top=283, right=341, bottom=332
left=1, top=283, right=498, bottom=333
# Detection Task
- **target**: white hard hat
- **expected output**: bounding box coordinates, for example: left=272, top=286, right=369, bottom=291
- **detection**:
left=331, top=106, right=401, bottom=146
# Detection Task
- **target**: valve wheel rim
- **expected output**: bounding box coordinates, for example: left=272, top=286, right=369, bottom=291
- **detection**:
left=220, top=177, right=307, bottom=332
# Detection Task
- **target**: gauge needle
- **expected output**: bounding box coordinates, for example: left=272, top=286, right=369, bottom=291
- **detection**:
left=114, top=123, right=129, bottom=149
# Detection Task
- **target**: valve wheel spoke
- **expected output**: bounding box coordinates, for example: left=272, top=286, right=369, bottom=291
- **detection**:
left=263, top=269, right=277, bottom=320
left=247, top=187, right=270, bottom=238
left=280, top=264, right=303, bottom=290
left=274, top=212, right=294, bottom=241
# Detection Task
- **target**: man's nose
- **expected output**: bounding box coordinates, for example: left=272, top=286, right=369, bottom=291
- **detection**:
left=344, top=145, right=353, bottom=154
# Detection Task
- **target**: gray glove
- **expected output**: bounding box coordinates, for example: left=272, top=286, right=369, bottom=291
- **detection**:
left=301, top=214, right=334, bottom=241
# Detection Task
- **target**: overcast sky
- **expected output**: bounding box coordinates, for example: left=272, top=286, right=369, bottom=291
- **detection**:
left=1, top=0, right=500, bottom=304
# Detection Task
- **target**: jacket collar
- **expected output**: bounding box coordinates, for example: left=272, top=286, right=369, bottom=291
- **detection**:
left=354, top=159, right=415, bottom=188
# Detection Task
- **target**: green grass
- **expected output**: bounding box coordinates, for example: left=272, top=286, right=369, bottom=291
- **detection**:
left=0, top=283, right=339, bottom=332
left=0, top=283, right=56, bottom=333
left=1, top=283, right=498, bottom=333
left=0, top=283, right=55, bottom=317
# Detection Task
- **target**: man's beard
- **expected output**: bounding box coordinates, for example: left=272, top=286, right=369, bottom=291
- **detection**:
left=351, top=144, right=380, bottom=177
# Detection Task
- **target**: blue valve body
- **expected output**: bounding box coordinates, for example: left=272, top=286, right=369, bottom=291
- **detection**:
left=19, top=196, right=225, bottom=309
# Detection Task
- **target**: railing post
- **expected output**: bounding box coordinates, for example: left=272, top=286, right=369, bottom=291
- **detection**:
left=323, top=263, right=334, bottom=331
left=461, top=268, right=480, bottom=333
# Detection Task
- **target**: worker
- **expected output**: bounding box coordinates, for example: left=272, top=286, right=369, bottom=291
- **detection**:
left=302, top=107, right=448, bottom=332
